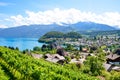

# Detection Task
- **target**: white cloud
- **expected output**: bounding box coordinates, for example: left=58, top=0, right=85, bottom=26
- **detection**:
left=7, top=8, right=120, bottom=28
left=0, top=24, right=8, bottom=28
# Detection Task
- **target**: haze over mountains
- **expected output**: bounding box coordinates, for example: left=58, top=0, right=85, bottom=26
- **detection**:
left=0, top=22, right=119, bottom=38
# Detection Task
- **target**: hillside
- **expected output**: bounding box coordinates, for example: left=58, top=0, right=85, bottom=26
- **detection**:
left=0, top=22, right=118, bottom=38
left=0, top=46, right=98, bottom=80
left=80, top=30, right=120, bottom=37
left=38, top=31, right=82, bottom=43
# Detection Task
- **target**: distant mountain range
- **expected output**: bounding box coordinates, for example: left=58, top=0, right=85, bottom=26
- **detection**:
left=0, top=22, right=119, bottom=38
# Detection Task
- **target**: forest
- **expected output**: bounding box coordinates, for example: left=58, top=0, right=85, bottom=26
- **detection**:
left=38, top=31, right=82, bottom=43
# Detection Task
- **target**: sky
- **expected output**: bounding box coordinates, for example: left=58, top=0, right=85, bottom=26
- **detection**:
left=0, top=0, right=120, bottom=28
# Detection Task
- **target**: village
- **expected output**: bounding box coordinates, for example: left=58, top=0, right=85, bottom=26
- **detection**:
left=30, top=35, right=120, bottom=72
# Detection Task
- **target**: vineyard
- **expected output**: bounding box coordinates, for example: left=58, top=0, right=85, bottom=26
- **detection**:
left=0, top=46, right=99, bottom=80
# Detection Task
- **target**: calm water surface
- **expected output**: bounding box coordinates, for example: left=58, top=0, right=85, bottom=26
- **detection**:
left=0, top=38, right=44, bottom=51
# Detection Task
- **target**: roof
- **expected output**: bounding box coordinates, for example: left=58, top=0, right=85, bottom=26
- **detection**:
left=106, top=54, right=120, bottom=60
left=53, top=54, right=65, bottom=60
left=31, top=54, right=43, bottom=59
left=70, top=58, right=85, bottom=64
left=46, top=58, right=59, bottom=63
left=44, top=54, right=52, bottom=58
left=103, top=63, right=120, bottom=72
left=45, top=54, right=65, bottom=63
left=103, top=63, right=113, bottom=71
left=112, top=66, right=120, bottom=71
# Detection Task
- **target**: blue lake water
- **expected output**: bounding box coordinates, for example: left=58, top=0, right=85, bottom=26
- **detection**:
left=0, top=38, right=44, bottom=51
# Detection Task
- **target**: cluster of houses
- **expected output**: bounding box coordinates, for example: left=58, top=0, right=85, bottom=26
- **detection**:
left=30, top=39, right=120, bottom=72
left=65, top=36, right=120, bottom=47
left=31, top=52, right=87, bottom=65
left=104, top=53, right=120, bottom=72
left=31, top=49, right=120, bottom=72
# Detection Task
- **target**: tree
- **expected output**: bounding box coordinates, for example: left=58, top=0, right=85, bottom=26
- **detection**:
left=57, top=48, right=65, bottom=56
left=84, top=56, right=104, bottom=76
left=41, top=44, right=48, bottom=51
left=15, top=47, right=19, bottom=51
left=65, top=56, right=71, bottom=63
left=79, top=45, right=82, bottom=51
left=33, top=46, right=41, bottom=51
left=89, top=46, right=98, bottom=53
left=110, top=71, right=120, bottom=80
left=40, top=31, right=64, bottom=39
left=64, top=32, right=82, bottom=38
left=65, top=44, right=74, bottom=51
left=114, top=48, right=120, bottom=55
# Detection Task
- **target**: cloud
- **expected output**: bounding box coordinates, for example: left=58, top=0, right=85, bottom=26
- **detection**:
left=8, top=8, right=120, bottom=28
left=0, top=24, right=8, bottom=28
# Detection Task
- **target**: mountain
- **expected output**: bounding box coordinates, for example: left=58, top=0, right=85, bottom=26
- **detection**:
left=0, top=24, right=74, bottom=38
left=70, top=22, right=116, bottom=31
left=0, top=22, right=118, bottom=38
left=0, top=25, right=55, bottom=38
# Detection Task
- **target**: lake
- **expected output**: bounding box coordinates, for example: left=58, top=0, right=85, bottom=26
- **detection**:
left=0, top=38, right=44, bottom=51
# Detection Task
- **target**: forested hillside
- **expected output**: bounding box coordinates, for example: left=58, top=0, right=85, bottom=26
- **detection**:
left=82, top=30, right=120, bottom=36
left=38, top=31, right=82, bottom=43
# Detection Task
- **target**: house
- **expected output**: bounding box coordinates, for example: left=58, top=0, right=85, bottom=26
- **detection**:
left=106, top=54, right=120, bottom=65
left=45, top=54, right=65, bottom=64
left=103, top=63, right=120, bottom=72
left=31, top=53, right=43, bottom=59
left=82, top=48, right=88, bottom=52
left=52, top=54, right=65, bottom=60
left=70, top=58, right=85, bottom=64
left=104, top=53, right=120, bottom=72
left=46, top=58, right=59, bottom=63
left=103, top=63, right=114, bottom=72
left=81, top=52, right=89, bottom=59
left=44, top=54, right=52, bottom=59
left=112, top=66, right=120, bottom=71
